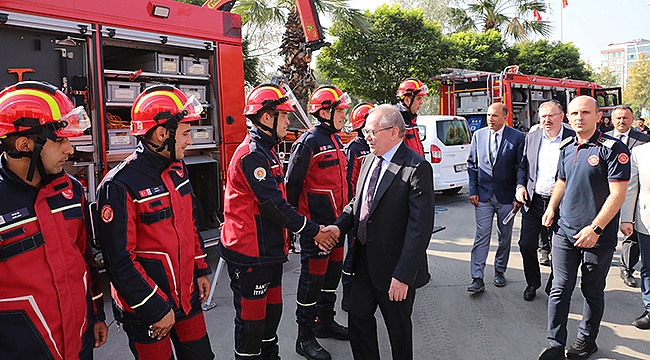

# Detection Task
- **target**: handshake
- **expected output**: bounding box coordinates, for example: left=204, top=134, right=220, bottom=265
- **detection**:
left=313, top=225, right=341, bottom=252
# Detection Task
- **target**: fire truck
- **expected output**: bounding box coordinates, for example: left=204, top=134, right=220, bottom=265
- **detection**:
left=0, top=0, right=326, bottom=249
left=435, top=65, right=622, bottom=133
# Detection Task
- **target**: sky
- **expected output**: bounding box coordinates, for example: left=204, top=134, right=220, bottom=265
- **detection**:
left=346, top=0, right=650, bottom=63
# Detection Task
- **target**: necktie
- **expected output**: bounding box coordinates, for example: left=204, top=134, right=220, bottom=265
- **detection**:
left=491, top=132, right=499, bottom=164
left=356, top=156, right=383, bottom=245
left=616, top=133, right=626, bottom=146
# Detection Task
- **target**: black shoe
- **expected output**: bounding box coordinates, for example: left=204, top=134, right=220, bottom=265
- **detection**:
left=296, top=337, right=331, bottom=360
left=494, top=272, right=507, bottom=287
left=620, top=269, right=638, bottom=287
left=566, top=338, right=597, bottom=359
left=539, top=346, right=565, bottom=360
left=263, top=353, right=281, bottom=360
left=632, top=310, right=650, bottom=329
left=524, top=285, right=538, bottom=301
left=467, top=278, right=485, bottom=293
left=314, top=319, right=349, bottom=340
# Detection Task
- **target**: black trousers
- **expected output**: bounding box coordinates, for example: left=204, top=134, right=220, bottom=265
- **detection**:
left=348, top=245, right=415, bottom=360
left=620, top=230, right=640, bottom=274
left=519, top=193, right=553, bottom=289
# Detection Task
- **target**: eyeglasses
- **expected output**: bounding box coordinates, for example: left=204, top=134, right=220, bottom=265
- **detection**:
left=362, top=126, right=393, bottom=137
left=540, top=113, right=560, bottom=119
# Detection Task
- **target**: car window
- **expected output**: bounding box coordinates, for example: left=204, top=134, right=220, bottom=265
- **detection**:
left=416, top=125, right=426, bottom=141
left=437, top=119, right=471, bottom=146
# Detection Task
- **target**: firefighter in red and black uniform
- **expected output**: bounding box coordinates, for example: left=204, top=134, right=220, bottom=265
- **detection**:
left=96, top=85, right=213, bottom=360
left=340, top=102, right=374, bottom=312
left=218, top=84, right=336, bottom=360
left=287, top=85, right=350, bottom=360
left=0, top=81, right=107, bottom=360
left=396, top=78, right=428, bottom=157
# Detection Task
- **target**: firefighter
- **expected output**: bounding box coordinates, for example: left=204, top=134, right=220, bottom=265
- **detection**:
left=0, top=81, right=107, bottom=359
left=96, top=85, right=213, bottom=360
left=341, top=102, right=374, bottom=312
left=396, top=78, right=427, bottom=157
left=219, top=84, right=337, bottom=360
left=287, top=85, right=350, bottom=360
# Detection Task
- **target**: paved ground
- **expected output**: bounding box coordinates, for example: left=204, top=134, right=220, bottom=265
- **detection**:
left=94, top=189, right=650, bottom=359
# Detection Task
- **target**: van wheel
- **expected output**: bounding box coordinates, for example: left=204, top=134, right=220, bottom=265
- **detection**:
left=441, top=187, right=462, bottom=196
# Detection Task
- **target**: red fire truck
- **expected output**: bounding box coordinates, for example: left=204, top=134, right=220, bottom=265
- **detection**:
left=435, top=65, right=622, bottom=133
left=0, top=0, right=325, bottom=248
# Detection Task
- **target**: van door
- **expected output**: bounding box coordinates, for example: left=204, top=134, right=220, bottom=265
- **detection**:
left=433, top=118, right=471, bottom=191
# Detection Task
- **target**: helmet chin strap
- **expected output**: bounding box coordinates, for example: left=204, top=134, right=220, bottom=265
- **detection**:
left=7, top=124, right=60, bottom=183
left=149, top=110, right=186, bottom=161
left=317, top=103, right=340, bottom=131
left=252, top=111, right=281, bottom=143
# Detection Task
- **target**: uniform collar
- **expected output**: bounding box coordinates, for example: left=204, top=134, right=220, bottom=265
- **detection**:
left=0, top=153, right=64, bottom=190
left=137, top=142, right=174, bottom=172
left=250, top=126, right=281, bottom=150
left=315, top=122, right=338, bottom=135
left=576, top=130, right=601, bottom=146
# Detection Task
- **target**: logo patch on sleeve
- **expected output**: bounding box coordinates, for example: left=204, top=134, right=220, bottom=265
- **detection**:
left=62, top=189, right=74, bottom=199
left=254, top=167, right=267, bottom=181
left=101, top=205, right=114, bottom=224
left=618, top=152, right=629, bottom=165
left=588, top=155, right=600, bottom=166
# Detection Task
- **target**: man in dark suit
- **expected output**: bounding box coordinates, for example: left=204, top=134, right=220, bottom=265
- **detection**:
left=326, top=104, right=434, bottom=360
left=607, top=104, right=650, bottom=287
left=467, top=103, right=525, bottom=292
left=516, top=100, right=575, bottom=301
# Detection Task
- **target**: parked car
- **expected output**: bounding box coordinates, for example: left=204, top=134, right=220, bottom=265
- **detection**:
left=416, top=115, right=471, bottom=195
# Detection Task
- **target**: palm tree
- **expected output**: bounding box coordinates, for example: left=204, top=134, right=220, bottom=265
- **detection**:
left=232, top=0, right=368, bottom=108
left=449, top=0, right=551, bottom=41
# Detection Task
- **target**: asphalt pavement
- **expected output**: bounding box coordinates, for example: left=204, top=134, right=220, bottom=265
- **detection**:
left=94, top=189, right=650, bottom=359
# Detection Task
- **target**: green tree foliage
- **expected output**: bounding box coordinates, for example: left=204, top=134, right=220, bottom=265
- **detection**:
left=586, top=64, right=620, bottom=88
left=242, top=37, right=260, bottom=89
left=623, top=53, right=650, bottom=111
left=512, top=40, right=591, bottom=80
left=317, top=5, right=447, bottom=104
left=449, top=0, right=551, bottom=42
left=446, top=30, right=513, bottom=72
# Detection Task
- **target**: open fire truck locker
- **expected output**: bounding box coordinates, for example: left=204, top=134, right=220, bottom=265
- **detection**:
left=0, top=0, right=249, bottom=246
left=436, top=66, right=622, bottom=133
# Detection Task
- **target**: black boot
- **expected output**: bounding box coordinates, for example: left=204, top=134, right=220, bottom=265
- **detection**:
left=296, top=325, right=331, bottom=360
left=263, top=353, right=281, bottom=360
left=314, top=310, right=349, bottom=340
left=341, top=284, right=351, bottom=312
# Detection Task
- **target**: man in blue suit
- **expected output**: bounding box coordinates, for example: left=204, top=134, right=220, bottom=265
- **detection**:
left=467, top=103, right=525, bottom=292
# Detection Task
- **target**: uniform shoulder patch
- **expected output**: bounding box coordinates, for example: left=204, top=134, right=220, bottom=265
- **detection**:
left=101, top=205, right=114, bottom=224
left=559, top=136, right=574, bottom=149
left=618, top=152, right=630, bottom=165
left=597, top=136, right=615, bottom=149
left=253, top=167, right=267, bottom=181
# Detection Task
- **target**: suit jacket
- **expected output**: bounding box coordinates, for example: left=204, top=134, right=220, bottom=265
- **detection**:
left=467, top=126, right=525, bottom=204
left=334, top=142, right=434, bottom=292
left=516, top=127, right=575, bottom=212
left=606, top=129, right=650, bottom=150
left=621, top=142, right=650, bottom=235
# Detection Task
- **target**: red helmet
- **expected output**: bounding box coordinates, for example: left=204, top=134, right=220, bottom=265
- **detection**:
left=244, top=84, right=296, bottom=115
left=308, top=85, right=351, bottom=114
left=350, top=102, right=375, bottom=130
left=131, top=85, right=202, bottom=136
left=0, top=81, right=90, bottom=138
left=396, top=78, right=428, bottom=100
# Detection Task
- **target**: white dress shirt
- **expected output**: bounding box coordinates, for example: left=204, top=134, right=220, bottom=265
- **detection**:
left=534, top=127, right=564, bottom=196
left=362, top=141, right=402, bottom=200
left=613, top=129, right=630, bottom=147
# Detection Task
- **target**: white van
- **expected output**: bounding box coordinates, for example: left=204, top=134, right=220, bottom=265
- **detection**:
left=416, top=115, right=471, bottom=195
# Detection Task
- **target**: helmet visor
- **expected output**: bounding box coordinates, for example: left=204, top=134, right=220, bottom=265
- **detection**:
left=59, top=106, right=91, bottom=134
left=415, top=85, right=428, bottom=96
left=337, top=93, right=351, bottom=108
left=181, top=95, right=204, bottom=118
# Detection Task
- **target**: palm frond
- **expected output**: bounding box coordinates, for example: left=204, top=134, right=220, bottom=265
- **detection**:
left=232, top=0, right=287, bottom=26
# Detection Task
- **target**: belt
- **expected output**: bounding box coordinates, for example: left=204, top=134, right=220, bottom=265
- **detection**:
left=0, top=233, right=45, bottom=262
left=534, top=193, right=551, bottom=201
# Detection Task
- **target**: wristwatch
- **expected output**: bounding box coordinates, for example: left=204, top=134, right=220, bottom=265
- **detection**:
left=590, top=224, right=603, bottom=235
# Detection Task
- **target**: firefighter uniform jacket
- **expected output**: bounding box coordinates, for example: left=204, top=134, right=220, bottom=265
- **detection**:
left=344, top=135, right=370, bottom=200
left=219, top=127, right=320, bottom=266
left=397, top=104, right=425, bottom=157
left=0, top=156, right=104, bottom=360
left=96, top=144, right=210, bottom=326
left=286, top=123, right=348, bottom=225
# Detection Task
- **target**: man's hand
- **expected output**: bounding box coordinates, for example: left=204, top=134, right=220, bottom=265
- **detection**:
left=515, top=187, right=528, bottom=204
left=94, top=321, right=108, bottom=348
left=542, top=208, right=555, bottom=227
left=513, top=201, right=521, bottom=214
left=620, top=222, right=634, bottom=237
left=573, top=226, right=599, bottom=248
left=150, top=309, right=175, bottom=340
left=197, top=275, right=211, bottom=304
left=388, top=277, right=409, bottom=302
left=323, top=225, right=341, bottom=238
left=469, top=195, right=479, bottom=207
left=313, top=225, right=339, bottom=252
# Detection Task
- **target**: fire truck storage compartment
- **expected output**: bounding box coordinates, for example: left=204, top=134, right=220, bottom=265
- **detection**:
left=106, top=81, right=141, bottom=103
left=185, top=155, right=220, bottom=232
left=456, top=92, right=488, bottom=114
left=104, top=50, right=180, bottom=75
left=179, top=84, right=208, bottom=104
left=107, top=129, right=137, bottom=150
left=181, top=57, right=209, bottom=76
left=190, top=126, right=215, bottom=144
left=0, top=26, right=89, bottom=97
